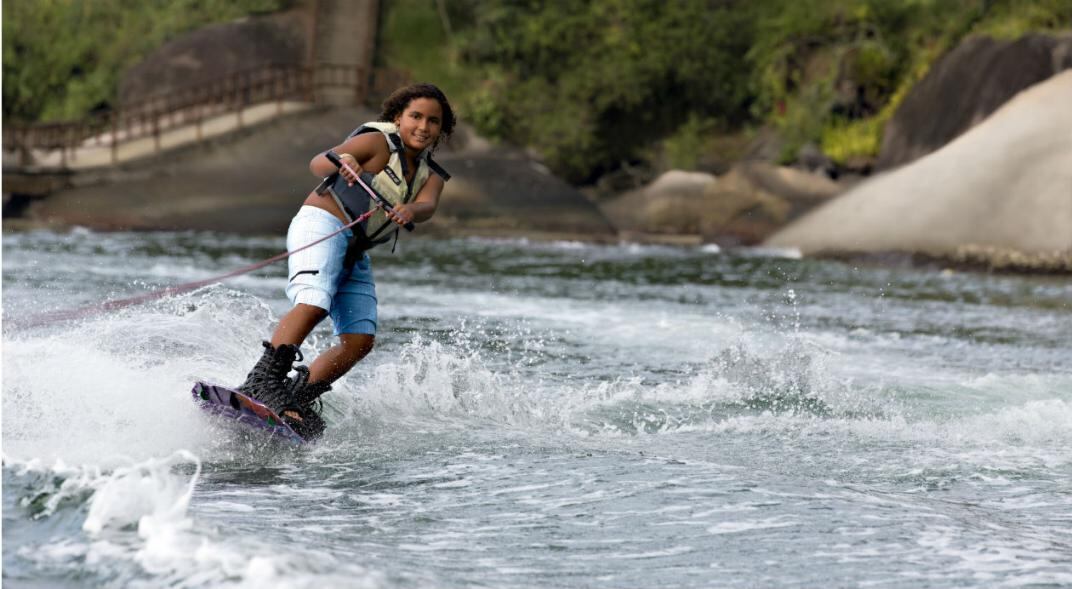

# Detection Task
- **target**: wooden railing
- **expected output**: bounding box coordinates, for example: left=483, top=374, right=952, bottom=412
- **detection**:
left=3, top=63, right=375, bottom=168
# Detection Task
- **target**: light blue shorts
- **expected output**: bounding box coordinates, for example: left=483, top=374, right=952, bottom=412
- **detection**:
left=285, top=206, right=377, bottom=336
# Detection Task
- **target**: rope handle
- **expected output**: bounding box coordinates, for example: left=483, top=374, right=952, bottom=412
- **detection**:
left=325, top=151, right=415, bottom=231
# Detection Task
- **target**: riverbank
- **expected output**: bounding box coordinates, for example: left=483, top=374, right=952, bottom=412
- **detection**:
left=7, top=71, right=1071, bottom=275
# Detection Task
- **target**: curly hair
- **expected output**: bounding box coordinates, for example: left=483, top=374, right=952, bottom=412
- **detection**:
left=379, top=83, right=456, bottom=150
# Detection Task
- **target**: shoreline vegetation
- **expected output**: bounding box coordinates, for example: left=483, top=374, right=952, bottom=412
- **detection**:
left=7, top=0, right=1069, bottom=174
left=4, top=0, right=1071, bottom=273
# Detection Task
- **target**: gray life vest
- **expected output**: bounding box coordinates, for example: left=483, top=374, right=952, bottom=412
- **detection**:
left=326, top=121, right=450, bottom=258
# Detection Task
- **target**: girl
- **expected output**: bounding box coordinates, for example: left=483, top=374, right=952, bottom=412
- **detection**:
left=237, top=83, right=455, bottom=439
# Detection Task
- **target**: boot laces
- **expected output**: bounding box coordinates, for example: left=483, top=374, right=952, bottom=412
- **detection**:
left=266, top=345, right=302, bottom=382
left=283, top=366, right=324, bottom=415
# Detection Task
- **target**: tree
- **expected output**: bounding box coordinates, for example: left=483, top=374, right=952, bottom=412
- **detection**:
left=459, top=0, right=754, bottom=182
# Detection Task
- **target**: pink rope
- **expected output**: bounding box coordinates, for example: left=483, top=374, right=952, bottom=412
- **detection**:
left=10, top=207, right=378, bottom=330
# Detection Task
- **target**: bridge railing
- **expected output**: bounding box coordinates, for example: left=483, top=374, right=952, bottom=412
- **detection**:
left=3, top=62, right=378, bottom=169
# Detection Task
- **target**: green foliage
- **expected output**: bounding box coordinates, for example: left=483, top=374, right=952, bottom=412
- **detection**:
left=775, top=81, right=835, bottom=163
left=744, top=0, right=1071, bottom=165
left=441, top=0, right=1070, bottom=177
left=660, top=114, right=725, bottom=171
left=745, top=0, right=929, bottom=161
left=821, top=117, right=880, bottom=162
left=973, top=0, right=1072, bottom=39
left=3, top=0, right=285, bottom=123
left=378, top=0, right=485, bottom=110
left=453, top=0, right=755, bottom=182
left=7, top=0, right=1071, bottom=178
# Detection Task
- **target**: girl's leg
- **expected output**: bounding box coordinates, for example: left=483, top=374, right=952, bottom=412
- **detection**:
left=271, top=303, right=328, bottom=347
left=306, top=334, right=375, bottom=384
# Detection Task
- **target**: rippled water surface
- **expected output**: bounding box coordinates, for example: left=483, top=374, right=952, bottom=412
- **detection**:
left=4, top=229, right=1071, bottom=588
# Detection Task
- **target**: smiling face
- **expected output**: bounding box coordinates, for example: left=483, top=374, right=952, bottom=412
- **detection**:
left=394, top=97, right=444, bottom=154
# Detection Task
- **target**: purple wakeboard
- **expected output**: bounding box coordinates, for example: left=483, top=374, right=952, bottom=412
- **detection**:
left=191, top=381, right=306, bottom=444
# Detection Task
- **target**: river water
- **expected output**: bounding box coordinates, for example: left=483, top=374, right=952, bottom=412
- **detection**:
left=3, top=228, right=1071, bottom=588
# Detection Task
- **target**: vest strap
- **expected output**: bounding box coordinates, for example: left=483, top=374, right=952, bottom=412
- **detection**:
left=326, top=122, right=451, bottom=260
left=427, top=156, right=451, bottom=181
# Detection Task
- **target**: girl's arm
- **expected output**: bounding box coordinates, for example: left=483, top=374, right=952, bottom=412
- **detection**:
left=309, top=132, right=391, bottom=180
left=387, top=174, right=444, bottom=226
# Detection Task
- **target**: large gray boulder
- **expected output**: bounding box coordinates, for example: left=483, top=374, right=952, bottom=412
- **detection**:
left=119, top=10, right=311, bottom=106
left=434, top=152, right=617, bottom=239
left=427, top=125, right=616, bottom=239
left=766, top=71, right=1072, bottom=271
left=877, top=33, right=1072, bottom=170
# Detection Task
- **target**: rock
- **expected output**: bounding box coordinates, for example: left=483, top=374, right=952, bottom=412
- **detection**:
left=699, top=168, right=789, bottom=246
left=600, top=170, right=718, bottom=236
left=738, top=162, right=844, bottom=203
left=119, top=9, right=312, bottom=106
left=592, top=162, right=657, bottom=199
left=118, top=0, right=380, bottom=108
left=646, top=170, right=718, bottom=196
left=24, top=110, right=616, bottom=240
left=766, top=71, right=1072, bottom=272
left=877, top=33, right=1072, bottom=170
left=26, top=106, right=375, bottom=235
left=701, top=163, right=841, bottom=246
left=434, top=146, right=618, bottom=239
left=796, top=143, right=835, bottom=176
left=599, top=164, right=842, bottom=246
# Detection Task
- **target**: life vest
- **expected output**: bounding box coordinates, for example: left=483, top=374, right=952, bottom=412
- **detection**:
left=326, top=121, right=450, bottom=257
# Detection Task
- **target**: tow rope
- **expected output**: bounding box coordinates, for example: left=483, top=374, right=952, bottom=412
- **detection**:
left=9, top=152, right=409, bottom=330
left=8, top=208, right=374, bottom=330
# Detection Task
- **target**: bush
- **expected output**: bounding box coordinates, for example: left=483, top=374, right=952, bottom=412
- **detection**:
left=454, top=0, right=754, bottom=182
left=2, top=0, right=285, bottom=123
left=8, top=0, right=1071, bottom=179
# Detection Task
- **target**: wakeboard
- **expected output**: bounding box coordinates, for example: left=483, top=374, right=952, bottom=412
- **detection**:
left=191, top=381, right=306, bottom=444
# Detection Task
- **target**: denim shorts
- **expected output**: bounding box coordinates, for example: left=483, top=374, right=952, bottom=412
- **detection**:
left=285, top=206, right=377, bottom=335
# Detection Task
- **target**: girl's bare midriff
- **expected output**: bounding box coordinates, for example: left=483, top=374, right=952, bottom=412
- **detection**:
left=302, top=190, right=348, bottom=223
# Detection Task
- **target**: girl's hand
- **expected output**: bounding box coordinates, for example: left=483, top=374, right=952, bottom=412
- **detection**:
left=387, top=203, right=415, bottom=226
left=336, top=152, right=361, bottom=186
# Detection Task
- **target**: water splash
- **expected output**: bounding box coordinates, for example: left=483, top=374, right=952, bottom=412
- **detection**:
left=2, top=285, right=278, bottom=465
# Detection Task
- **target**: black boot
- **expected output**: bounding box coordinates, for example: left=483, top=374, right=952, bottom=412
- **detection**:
left=278, top=367, right=332, bottom=440
left=237, top=341, right=302, bottom=409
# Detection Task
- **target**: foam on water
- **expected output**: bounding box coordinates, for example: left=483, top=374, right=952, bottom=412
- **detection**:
left=5, top=454, right=388, bottom=588
left=5, top=231, right=1071, bottom=588
left=6, top=271, right=1066, bottom=468
left=2, top=287, right=284, bottom=465
left=1, top=281, right=403, bottom=586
